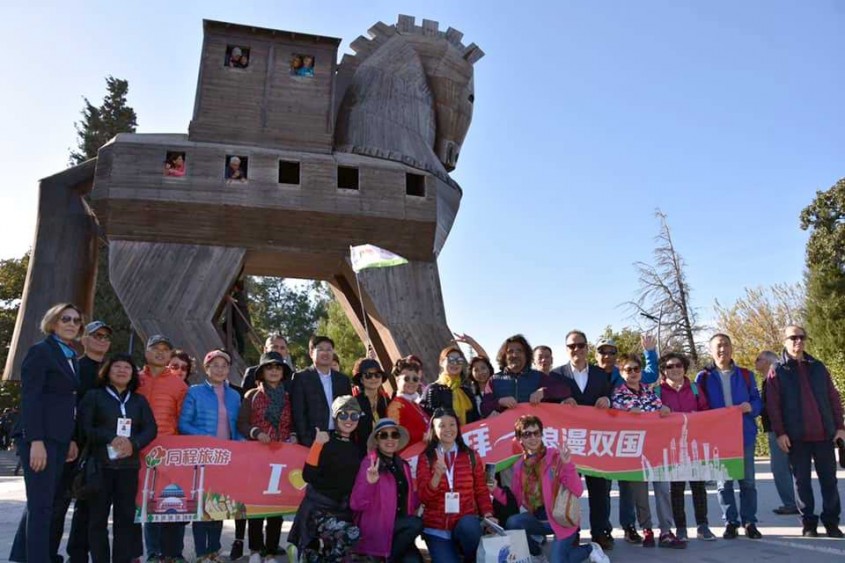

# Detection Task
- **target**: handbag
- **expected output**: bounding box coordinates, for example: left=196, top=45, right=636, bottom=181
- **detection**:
left=72, top=445, right=103, bottom=500
left=551, top=453, right=581, bottom=528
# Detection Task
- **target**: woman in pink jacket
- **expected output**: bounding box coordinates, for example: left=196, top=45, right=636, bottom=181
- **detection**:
left=656, top=352, right=715, bottom=541
left=350, top=418, right=423, bottom=562
left=491, top=415, right=610, bottom=563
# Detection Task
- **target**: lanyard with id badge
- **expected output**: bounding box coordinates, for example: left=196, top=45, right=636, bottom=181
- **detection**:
left=440, top=446, right=460, bottom=514
left=106, top=388, right=132, bottom=460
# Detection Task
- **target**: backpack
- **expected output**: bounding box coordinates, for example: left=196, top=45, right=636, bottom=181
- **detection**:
left=653, top=381, right=698, bottom=398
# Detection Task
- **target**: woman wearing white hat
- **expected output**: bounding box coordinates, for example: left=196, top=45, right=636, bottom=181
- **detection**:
left=351, top=418, right=423, bottom=562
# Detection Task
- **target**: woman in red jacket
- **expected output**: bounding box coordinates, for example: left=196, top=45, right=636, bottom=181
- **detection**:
left=387, top=357, right=429, bottom=449
left=416, top=408, right=495, bottom=562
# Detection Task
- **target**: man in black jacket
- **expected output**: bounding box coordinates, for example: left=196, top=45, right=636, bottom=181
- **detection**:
left=290, top=336, right=352, bottom=447
left=550, top=329, right=614, bottom=550
left=41, top=320, right=113, bottom=563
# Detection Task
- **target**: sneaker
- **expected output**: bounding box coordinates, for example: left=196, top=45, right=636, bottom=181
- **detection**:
left=773, top=505, right=800, bottom=515
left=624, top=525, right=643, bottom=544
left=263, top=556, right=278, bottom=563
left=744, top=524, right=763, bottom=539
left=824, top=524, right=844, bottom=538
left=723, top=523, right=739, bottom=539
left=249, top=553, right=263, bottom=563
left=802, top=524, right=819, bottom=537
left=588, top=542, right=611, bottom=563
left=658, top=532, right=688, bottom=549
left=229, top=539, right=245, bottom=561
left=676, top=527, right=689, bottom=541
left=696, top=525, right=717, bottom=541
left=642, top=528, right=655, bottom=548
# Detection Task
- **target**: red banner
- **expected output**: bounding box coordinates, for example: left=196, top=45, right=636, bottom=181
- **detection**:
left=136, top=404, right=744, bottom=522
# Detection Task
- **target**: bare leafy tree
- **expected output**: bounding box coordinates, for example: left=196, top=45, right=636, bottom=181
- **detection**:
left=628, top=210, right=702, bottom=364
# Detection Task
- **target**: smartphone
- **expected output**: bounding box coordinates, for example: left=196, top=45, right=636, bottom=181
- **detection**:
left=485, top=463, right=497, bottom=485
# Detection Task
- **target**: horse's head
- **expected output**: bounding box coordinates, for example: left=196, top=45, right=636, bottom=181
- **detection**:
left=334, top=16, right=483, bottom=177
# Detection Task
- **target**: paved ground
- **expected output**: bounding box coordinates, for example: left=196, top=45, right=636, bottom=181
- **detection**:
left=1, top=449, right=844, bottom=562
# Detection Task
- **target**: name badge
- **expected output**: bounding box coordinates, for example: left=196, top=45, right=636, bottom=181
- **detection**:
left=117, top=418, right=132, bottom=438
left=445, top=492, right=460, bottom=514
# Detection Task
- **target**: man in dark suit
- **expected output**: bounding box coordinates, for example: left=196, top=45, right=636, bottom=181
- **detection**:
left=291, top=335, right=352, bottom=447
left=550, top=329, right=614, bottom=550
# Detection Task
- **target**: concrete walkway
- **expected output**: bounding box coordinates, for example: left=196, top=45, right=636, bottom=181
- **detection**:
left=1, top=450, right=843, bottom=562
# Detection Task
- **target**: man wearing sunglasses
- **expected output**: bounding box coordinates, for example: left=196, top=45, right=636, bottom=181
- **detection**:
left=55, top=321, right=113, bottom=563
left=765, top=325, right=845, bottom=538
left=550, top=330, right=614, bottom=550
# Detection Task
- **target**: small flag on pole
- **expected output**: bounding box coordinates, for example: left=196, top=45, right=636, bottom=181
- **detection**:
left=350, top=244, right=409, bottom=273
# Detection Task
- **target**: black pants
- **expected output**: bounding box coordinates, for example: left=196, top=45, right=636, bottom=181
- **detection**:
left=670, top=481, right=709, bottom=528
left=391, top=515, right=424, bottom=562
left=11, top=440, right=68, bottom=563
left=88, top=467, right=142, bottom=563
left=52, top=461, right=91, bottom=563
left=789, top=440, right=841, bottom=527
left=585, top=475, right=611, bottom=537
left=247, top=517, right=283, bottom=554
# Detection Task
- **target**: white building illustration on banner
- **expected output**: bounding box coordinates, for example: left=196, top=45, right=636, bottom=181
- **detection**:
left=641, top=414, right=730, bottom=481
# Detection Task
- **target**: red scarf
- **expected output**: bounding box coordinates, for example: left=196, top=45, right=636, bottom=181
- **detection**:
left=521, top=444, right=546, bottom=512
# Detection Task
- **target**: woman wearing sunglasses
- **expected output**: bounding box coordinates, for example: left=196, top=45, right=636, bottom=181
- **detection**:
left=288, top=396, right=364, bottom=562
left=611, top=354, right=685, bottom=550
left=655, top=352, right=715, bottom=541
left=10, top=303, right=84, bottom=563
left=491, top=415, right=610, bottom=563
left=351, top=418, right=423, bottom=562
left=387, top=357, right=429, bottom=449
left=416, top=408, right=494, bottom=562
left=167, top=350, right=193, bottom=384
left=420, top=346, right=479, bottom=425
left=351, top=358, right=391, bottom=452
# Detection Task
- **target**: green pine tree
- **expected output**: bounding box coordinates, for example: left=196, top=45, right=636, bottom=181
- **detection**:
left=69, top=77, right=139, bottom=358
left=800, top=177, right=845, bottom=393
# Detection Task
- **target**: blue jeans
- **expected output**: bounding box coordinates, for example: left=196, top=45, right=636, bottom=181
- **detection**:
left=505, top=510, right=552, bottom=555
left=718, top=443, right=757, bottom=526
left=768, top=432, right=796, bottom=509
left=193, top=520, right=223, bottom=557
left=551, top=536, right=592, bottom=563
left=423, top=516, right=483, bottom=563
left=144, top=522, right=186, bottom=558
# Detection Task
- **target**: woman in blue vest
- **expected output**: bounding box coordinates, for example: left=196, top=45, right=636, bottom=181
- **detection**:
left=179, top=349, right=243, bottom=561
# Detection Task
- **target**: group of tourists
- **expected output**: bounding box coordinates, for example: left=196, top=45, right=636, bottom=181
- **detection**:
left=8, top=301, right=845, bottom=563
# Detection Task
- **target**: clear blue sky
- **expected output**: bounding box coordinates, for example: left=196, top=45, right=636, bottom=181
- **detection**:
left=2, top=1, right=843, bottom=362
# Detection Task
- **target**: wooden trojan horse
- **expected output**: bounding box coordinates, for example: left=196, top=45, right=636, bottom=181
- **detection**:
left=3, top=16, right=483, bottom=381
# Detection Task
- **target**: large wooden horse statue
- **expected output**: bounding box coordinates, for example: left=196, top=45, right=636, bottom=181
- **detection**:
left=3, top=15, right=483, bottom=381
